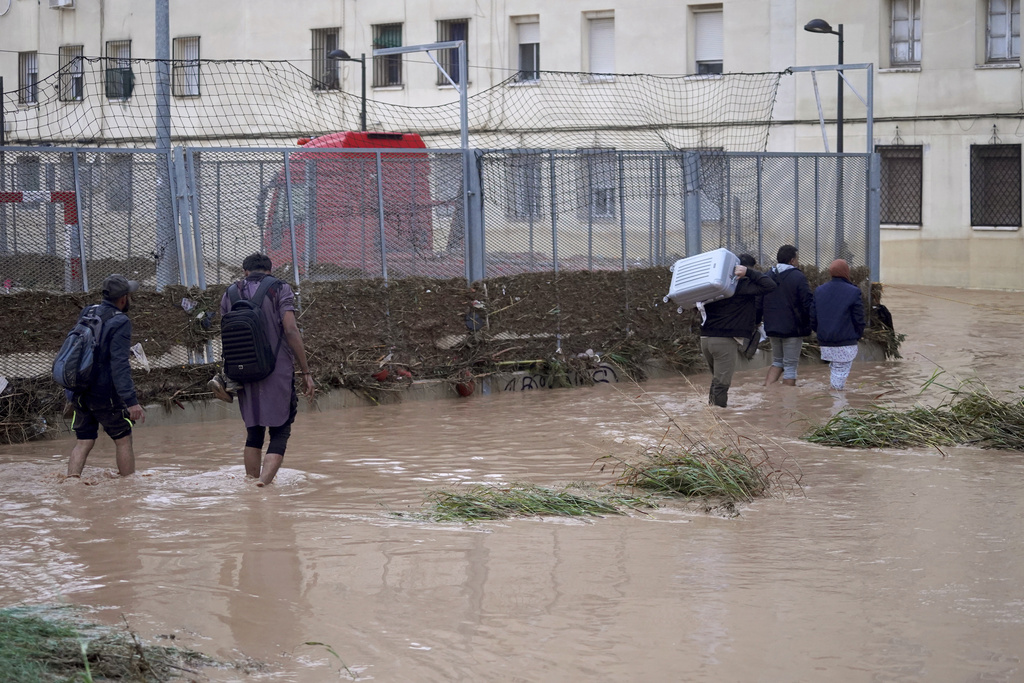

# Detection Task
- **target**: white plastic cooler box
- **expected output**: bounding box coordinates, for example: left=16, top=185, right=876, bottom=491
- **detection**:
left=663, top=248, right=740, bottom=312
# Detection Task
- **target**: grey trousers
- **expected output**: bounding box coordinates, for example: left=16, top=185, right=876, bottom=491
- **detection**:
left=700, top=336, right=738, bottom=407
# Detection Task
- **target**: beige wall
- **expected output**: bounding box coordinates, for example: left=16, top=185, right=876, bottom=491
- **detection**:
left=3, top=0, right=1024, bottom=289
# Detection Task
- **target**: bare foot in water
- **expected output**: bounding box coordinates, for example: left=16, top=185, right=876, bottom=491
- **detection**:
left=255, top=480, right=266, bottom=487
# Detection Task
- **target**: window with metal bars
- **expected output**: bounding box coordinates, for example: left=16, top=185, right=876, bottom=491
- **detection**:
left=891, top=0, right=921, bottom=66
left=105, top=40, right=134, bottom=99
left=311, top=28, right=340, bottom=90
left=577, top=149, right=617, bottom=220
left=506, top=154, right=544, bottom=219
left=18, top=52, right=38, bottom=105
left=877, top=145, right=923, bottom=225
left=173, top=36, right=201, bottom=97
left=516, top=20, right=540, bottom=83
left=105, top=154, right=134, bottom=213
left=372, top=23, right=403, bottom=87
left=987, top=0, right=1021, bottom=62
left=971, top=144, right=1021, bottom=227
left=59, top=46, right=85, bottom=102
left=437, top=19, right=469, bottom=86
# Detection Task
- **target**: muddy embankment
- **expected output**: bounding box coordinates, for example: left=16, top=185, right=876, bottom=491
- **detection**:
left=0, top=265, right=898, bottom=443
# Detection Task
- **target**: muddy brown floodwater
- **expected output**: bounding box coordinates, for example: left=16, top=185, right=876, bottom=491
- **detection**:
left=2, top=286, right=1023, bottom=682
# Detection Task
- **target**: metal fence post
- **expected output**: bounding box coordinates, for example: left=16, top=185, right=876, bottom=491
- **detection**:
left=166, top=150, right=186, bottom=287
left=618, top=152, right=627, bottom=270
left=682, top=151, right=702, bottom=257
left=549, top=151, right=559, bottom=274
left=375, top=151, right=389, bottom=282
left=173, top=147, right=198, bottom=287
left=186, top=149, right=207, bottom=289
left=756, top=156, right=764, bottom=263
left=867, top=152, right=881, bottom=283
left=465, top=149, right=486, bottom=282
left=794, top=156, right=800, bottom=251
left=71, top=150, right=88, bottom=292
left=814, top=156, right=821, bottom=271
left=282, top=151, right=302, bottom=290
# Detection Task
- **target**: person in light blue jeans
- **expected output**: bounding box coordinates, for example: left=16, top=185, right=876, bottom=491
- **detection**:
left=761, top=245, right=814, bottom=386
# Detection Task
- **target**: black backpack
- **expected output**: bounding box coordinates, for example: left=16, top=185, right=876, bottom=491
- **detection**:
left=52, top=305, right=121, bottom=392
left=220, top=276, right=283, bottom=384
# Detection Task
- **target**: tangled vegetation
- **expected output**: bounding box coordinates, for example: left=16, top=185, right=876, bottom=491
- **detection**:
left=804, top=379, right=1024, bottom=450
left=422, top=483, right=654, bottom=521
left=0, top=606, right=224, bottom=682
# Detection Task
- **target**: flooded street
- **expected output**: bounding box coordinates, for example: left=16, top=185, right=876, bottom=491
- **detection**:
left=2, top=286, right=1023, bottom=682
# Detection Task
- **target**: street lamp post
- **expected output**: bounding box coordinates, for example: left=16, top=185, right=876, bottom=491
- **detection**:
left=328, top=49, right=367, bottom=132
left=803, top=18, right=844, bottom=153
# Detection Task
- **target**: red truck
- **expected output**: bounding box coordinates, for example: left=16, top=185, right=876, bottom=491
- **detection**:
left=258, top=131, right=463, bottom=279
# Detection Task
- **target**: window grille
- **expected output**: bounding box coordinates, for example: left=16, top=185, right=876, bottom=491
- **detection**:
left=437, top=19, right=469, bottom=85
left=971, top=144, right=1021, bottom=227
left=506, top=154, right=544, bottom=219
left=987, top=0, right=1021, bottom=62
left=517, top=21, right=540, bottom=82
left=59, top=46, right=85, bottom=102
left=891, top=0, right=921, bottom=65
left=372, top=23, right=403, bottom=87
left=877, top=145, right=923, bottom=225
left=105, top=40, right=134, bottom=99
left=587, top=17, right=615, bottom=78
left=18, top=52, right=38, bottom=104
left=105, top=154, right=134, bottom=213
left=694, top=8, right=724, bottom=75
left=577, top=149, right=617, bottom=220
left=311, top=28, right=340, bottom=91
left=173, top=36, right=201, bottom=97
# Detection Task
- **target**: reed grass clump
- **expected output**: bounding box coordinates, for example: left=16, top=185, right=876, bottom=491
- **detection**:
left=603, top=441, right=773, bottom=502
left=804, top=384, right=1024, bottom=450
left=425, top=483, right=653, bottom=521
left=0, top=606, right=220, bottom=682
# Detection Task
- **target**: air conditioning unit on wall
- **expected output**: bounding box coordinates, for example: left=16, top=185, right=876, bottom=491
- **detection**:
left=49, top=0, right=75, bottom=9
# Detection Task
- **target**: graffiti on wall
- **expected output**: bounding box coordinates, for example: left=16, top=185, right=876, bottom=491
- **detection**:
left=501, top=363, right=620, bottom=392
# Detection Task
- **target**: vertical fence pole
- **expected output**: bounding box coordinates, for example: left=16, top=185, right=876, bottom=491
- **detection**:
left=586, top=154, right=594, bottom=271
left=465, top=149, right=485, bottom=282
left=283, top=151, right=301, bottom=290
left=661, top=156, right=668, bottom=265
left=725, top=157, right=733, bottom=252
left=652, top=159, right=661, bottom=266
left=867, top=152, right=881, bottom=283
left=835, top=155, right=845, bottom=260
left=375, top=151, right=389, bottom=283
left=814, top=156, right=821, bottom=271
left=304, top=159, right=315, bottom=279
left=173, top=147, right=197, bottom=287
left=618, top=152, right=627, bottom=271
left=166, top=151, right=186, bottom=286
left=186, top=149, right=206, bottom=290
left=756, top=156, right=764, bottom=264
left=647, top=158, right=654, bottom=265
left=682, top=151, right=702, bottom=257
left=794, top=156, right=800, bottom=251
left=528, top=154, right=536, bottom=271
left=215, top=160, right=222, bottom=284
left=549, top=151, right=558, bottom=274
left=71, top=150, right=88, bottom=291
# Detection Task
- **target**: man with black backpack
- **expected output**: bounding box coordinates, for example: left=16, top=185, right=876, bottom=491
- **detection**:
left=62, top=274, right=146, bottom=478
left=210, top=253, right=313, bottom=486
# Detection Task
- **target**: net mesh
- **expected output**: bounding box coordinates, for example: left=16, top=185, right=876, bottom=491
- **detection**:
left=2, top=58, right=781, bottom=151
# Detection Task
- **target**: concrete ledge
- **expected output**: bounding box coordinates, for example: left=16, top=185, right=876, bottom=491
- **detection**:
left=138, top=340, right=886, bottom=429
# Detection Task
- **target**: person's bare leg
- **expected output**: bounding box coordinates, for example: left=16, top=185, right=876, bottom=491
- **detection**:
left=67, top=439, right=96, bottom=477
left=764, top=365, right=784, bottom=386
left=243, top=446, right=263, bottom=479
left=256, top=453, right=284, bottom=487
left=113, top=434, right=135, bottom=476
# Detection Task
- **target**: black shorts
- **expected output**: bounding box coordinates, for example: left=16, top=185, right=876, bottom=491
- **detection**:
left=71, top=396, right=133, bottom=441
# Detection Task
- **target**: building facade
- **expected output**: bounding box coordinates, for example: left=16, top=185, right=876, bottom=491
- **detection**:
left=1, top=0, right=1023, bottom=289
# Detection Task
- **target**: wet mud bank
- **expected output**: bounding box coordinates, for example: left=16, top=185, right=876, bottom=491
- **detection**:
left=0, top=266, right=897, bottom=441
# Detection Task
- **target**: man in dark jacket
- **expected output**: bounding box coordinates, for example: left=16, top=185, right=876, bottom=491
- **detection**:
left=67, top=274, right=146, bottom=478
left=762, top=244, right=813, bottom=387
left=700, top=254, right=777, bottom=407
left=811, top=259, right=866, bottom=391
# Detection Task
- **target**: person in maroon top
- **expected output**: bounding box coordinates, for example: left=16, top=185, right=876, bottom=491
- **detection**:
left=211, top=253, right=314, bottom=486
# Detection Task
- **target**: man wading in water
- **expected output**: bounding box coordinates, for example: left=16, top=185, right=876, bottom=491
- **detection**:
left=209, top=253, right=314, bottom=486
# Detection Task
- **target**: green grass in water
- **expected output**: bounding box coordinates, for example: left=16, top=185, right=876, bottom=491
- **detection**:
left=426, top=483, right=652, bottom=521
left=611, top=443, right=771, bottom=501
left=804, top=388, right=1024, bottom=450
left=0, top=608, right=80, bottom=683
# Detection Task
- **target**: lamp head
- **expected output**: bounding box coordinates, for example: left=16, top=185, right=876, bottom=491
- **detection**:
left=327, top=49, right=354, bottom=60
left=803, top=18, right=835, bottom=35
